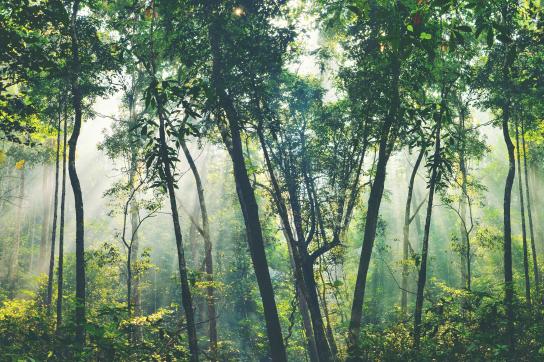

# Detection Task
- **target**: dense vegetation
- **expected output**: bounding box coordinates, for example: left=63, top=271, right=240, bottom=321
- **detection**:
left=1, top=0, right=544, bottom=360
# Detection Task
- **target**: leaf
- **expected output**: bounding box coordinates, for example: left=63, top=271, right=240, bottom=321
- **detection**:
left=15, top=159, right=25, bottom=169
left=407, top=24, right=414, bottom=32
left=420, top=32, right=432, bottom=40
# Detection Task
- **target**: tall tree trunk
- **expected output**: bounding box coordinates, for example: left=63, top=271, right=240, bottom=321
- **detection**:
left=208, top=10, right=287, bottom=361
left=401, top=149, right=425, bottom=313
left=501, top=5, right=515, bottom=353
left=39, top=163, right=51, bottom=273
left=154, top=97, right=199, bottom=361
left=7, top=163, right=25, bottom=295
left=515, top=123, right=531, bottom=305
left=181, top=141, right=217, bottom=359
left=56, top=113, right=68, bottom=332
left=521, top=121, right=540, bottom=299
left=502, top=103, right=515, bottom=353
left=348, top=51, right=400, bottom=358
left=46, top=112, right=62, bottom=312
left=69, top=0, right=86, bottom=347
left=459, top=109, right=470, bottom=290
left=414, top=108, right=443, bottom=349
left=459, top=158, right=470, bottom=290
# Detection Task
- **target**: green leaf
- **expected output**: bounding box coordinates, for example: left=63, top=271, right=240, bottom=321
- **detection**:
left=407, top=24, right=414, bottom=32
left=420, top=32, right=432, bottom=40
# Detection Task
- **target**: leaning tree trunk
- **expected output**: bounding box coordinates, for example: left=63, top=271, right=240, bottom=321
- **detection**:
left=181, top=141, right=217, bottom=359
left=521, top=121, right=540, bottom=299
left=46, top=112, right=62, bottom=312
left=348, top=50, right=400, bottom=358
left=155, top=95, right=199, bottom=361
left=515, top=123, right=531, bottom=306
left=69, top=0, right=86, bottom=348
left=401, top=149, right=425, bottom=313
left=56, top=114, right=68, bottom=332
left=413, top=111, right=442, bottom=350
left=208, top=10, right=287, bottom=361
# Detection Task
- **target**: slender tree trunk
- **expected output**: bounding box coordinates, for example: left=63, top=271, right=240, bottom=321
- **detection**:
left=39, top=163, right=52, bottom=273
left=401, top=149, right=425, bottom=313
left=414, top=111, right=442, bottom=350
left=208, top=10, right=287, bottom=361
left=348, top=51, right=400, bottom=358
left=458, top=108, right=470, bottom=290
left=515, top=124, right=531, bottom=305
left=502, top=103, right=515, bottom=353
left=181, top=141, right=217, bottom=359
left=521, top=121, right=540, bottom=299
left=147, top=72, right=199, bottom=358
left=500, top=5, right=516, bottom=353
left=69, top=0, right=86, bottom=347
left=56, top=113, right=68, bottom=332
left=46, top=112, right=62, bottom=312
left=7, top=164, right=25, bottom=295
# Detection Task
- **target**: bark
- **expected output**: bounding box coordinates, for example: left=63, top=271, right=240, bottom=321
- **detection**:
left=208, top=9, right=287, bottom=361
left=56, top=109, right=68, bottom=332
left=521, top=121, right=540, bottom=299
left=69, top=0, right=86, bottom=348
left=401, top=149, right=425, bottom=313
left=414, top=108, right=442, bottom=350
left=515, top=124, right=531, bottom=305
left=46, top=112, right=62, bottom=312
left=181, top=141, right=218, bottom=359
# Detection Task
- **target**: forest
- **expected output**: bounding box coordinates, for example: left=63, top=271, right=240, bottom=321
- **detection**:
left=1, top=0, right=544, bottom=361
